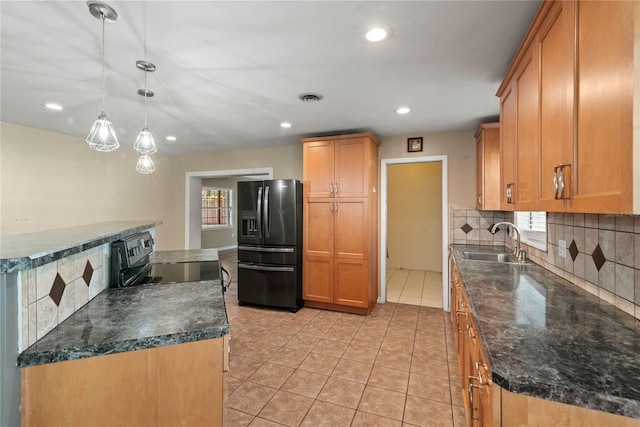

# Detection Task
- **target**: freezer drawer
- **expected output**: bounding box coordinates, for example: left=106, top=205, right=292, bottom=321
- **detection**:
left=237, top=262, right=302, bottom=311
left=238, top=245, right=297, bottom=265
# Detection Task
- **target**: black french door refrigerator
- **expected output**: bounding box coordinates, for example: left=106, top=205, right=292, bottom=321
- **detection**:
left=237, top=179, right=302, bottom=311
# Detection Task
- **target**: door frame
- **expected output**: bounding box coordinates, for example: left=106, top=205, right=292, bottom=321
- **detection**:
left=185, top=167, right=273, bottom=249
left=379, top=155, right=450, bottom=312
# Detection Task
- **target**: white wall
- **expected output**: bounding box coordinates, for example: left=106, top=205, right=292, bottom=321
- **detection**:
left=1, top=124, right=476, bottom=251
left=0, top=122, right=175, bottom=249
left=170, top=144, right=303, bottom=249
left=379, top=130, right=476, bottom=208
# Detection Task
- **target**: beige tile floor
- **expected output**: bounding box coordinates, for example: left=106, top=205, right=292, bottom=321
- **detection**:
left=220, top=251, right=465, bottom=427
left=386, top=268, right=443, bottom=308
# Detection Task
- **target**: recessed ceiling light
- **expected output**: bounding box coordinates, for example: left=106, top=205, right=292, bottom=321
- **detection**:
left=366, top=28, right=390, bottom=42
left=280, top=122, right=292, bottom=128
left=395, top=107, right=411, bottom=114
left=166, top=136, right=177, bottom=141
left=45, top=103, right=63, bottom=111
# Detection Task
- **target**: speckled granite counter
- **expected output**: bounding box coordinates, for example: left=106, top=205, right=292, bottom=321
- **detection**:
left=151, top=248, right=219, bottom=263
left=450, top=244, right=640, bottom=419
left=17, top=279, right=228, bottom=367
left=0, top=220, right=161, bottom=273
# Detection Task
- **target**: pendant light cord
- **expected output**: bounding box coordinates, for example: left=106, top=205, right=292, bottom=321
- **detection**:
left=143, top=5, right=148, bottom=127
left=101, top=13, right=106, bottom=114
left=144, top=70, right=148, bottom=126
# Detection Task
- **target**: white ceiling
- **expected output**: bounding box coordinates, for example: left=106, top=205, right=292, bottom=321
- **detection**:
left=1, top=1, right=541, bottom=155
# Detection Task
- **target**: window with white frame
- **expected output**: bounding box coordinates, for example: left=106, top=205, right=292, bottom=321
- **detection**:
left=514, top=211, right=547, bottom=251
left=202, top=187, right=232, bottom=229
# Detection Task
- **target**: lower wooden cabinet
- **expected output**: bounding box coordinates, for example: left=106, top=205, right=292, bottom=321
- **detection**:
left=450, top=257, right=640, bottom=427
left=20, top=337, right=229, bottom=427
left=451, top=261, right=493, bottom=427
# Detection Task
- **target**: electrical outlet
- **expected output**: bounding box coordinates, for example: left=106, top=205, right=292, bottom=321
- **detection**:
left=558, top=239, right=567, bottom=258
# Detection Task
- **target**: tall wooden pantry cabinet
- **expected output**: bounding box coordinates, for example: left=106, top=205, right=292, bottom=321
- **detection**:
left=301, top=133, right=380, bottom=315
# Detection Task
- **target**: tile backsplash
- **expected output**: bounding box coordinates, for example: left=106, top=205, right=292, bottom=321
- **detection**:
left=450, top=208, right=511, bottom=246
left=450, top=208, right=640, bottom=321
left=18, top=245, right=109, bottom=352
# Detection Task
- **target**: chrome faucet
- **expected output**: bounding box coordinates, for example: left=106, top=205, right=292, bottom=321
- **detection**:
left=491, top=221, right=526, bottom=262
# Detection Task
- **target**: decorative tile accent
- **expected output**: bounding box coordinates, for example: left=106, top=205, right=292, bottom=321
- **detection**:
left=569, top=240, right=579, bottom=262
left=49, top=273, right=66, bottom=306
left=591, top=245, right=606, bottom=272
left=83, top=261, right=94, bottom=286
left=461, top=224, right=472, bottom=234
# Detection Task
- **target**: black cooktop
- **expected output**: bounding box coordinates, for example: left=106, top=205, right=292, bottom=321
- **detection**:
left=143, top=261, right=221, bottom=285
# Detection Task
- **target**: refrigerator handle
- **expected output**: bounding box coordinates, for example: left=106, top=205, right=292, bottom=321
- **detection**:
left=264, top=185, right=270, bottom=238
left=257, top=186, right=263, bottom=238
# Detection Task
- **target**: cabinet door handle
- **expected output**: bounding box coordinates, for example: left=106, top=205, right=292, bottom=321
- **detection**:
left=559, top=166, right=566, bottom=199
left=553, top=164, right=571, bottom=200
left=506, top=183, right=515, bottom=204
left=468, top=381, right=481, bottom=421
left=478, top=193, right=482, bottom=206
left=334, top=182, right=338, bottom=194
left=334, top=202, right=338, bottom=212
left=467, top=323, right=476, bottom=339
left=330, top=183, right=335, bottom=194
left=329, top=202, right=334, bottom=212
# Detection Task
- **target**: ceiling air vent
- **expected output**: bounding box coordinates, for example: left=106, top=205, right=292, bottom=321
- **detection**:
left=299, top=93, right=323, bottom=103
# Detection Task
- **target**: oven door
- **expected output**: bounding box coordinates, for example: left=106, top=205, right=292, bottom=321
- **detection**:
left=237, top=262, right=300, bottom=311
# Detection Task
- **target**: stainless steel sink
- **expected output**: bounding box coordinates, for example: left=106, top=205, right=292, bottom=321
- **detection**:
left=461, top=251, right=524, bottom=264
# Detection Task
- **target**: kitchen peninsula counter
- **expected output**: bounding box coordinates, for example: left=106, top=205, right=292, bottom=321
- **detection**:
left=0, top=220, right=161, bottom=273
left=18, top=274, right=230, bottom=426
left=18, top=279, right=228, bottom=368
left=450, top=244, right=640, bottom=420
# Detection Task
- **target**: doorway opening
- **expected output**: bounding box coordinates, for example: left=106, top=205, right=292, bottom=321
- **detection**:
left=380, top=156, right=449, bottom=312
left=185, top=167, right=273, bottom=249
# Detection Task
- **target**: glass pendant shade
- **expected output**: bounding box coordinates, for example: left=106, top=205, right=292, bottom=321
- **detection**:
left=136, top=154, right=156, bottom=174
left=133, top=127, right=157, bottom=154
left=87, top=3, right=119, bottom=152
left=86, top=112, right=120, bottom=151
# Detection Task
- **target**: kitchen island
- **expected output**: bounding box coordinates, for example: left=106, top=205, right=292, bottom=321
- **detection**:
left=18, top=279, right=229, bottom=426
left=450, top=244, right=640, bottom=425
left=0, top=221, right=161, bottom=427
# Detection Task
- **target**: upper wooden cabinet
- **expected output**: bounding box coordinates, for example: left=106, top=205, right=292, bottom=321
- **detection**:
left=303, top=136, right=373, bottom=199
left=475, top=123, right=501, bottom=211
left=301, top=133, right=380, bottom=314
left=536, top=0, right=575, bottom=212
left=497, top=0, right=639, bottom=214
left=499, top=41, right=539, bottom=212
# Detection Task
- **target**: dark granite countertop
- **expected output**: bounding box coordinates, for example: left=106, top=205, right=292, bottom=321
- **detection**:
left=17, top=280, right=229, bottom=368
left=450, top=244, right=640, bottom=419
left=0, top=220, right=161, bottom=273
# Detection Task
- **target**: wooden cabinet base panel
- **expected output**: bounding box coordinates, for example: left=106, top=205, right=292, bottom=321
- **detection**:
left=304, top=300, right=371, bottom=315
left=21, top=338, right=227, bottom=427
left=499, top=386, right=640, bottom=427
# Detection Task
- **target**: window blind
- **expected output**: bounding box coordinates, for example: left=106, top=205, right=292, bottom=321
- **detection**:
left=514, top=211, right=547, bottom=251
left=515, top=211, right=546, bottom=232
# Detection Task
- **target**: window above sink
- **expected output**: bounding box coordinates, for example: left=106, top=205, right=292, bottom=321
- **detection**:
left=515, top=211, right=547, bottom=252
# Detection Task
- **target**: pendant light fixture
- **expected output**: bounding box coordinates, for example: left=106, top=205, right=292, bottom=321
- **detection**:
left=86, top=1, right=119, bottom=152
left=136, top=154, right=156, bottom=174
left=133, top=60, right=157, bottom=156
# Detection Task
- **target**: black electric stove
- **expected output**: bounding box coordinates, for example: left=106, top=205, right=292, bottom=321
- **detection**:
left=110, top=232, right=221, bottom=288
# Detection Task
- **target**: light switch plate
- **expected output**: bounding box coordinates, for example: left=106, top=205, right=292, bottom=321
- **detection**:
left=558, top=239, right=567, bottom=258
